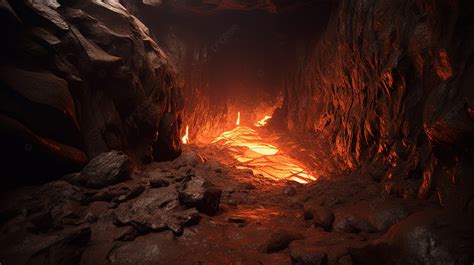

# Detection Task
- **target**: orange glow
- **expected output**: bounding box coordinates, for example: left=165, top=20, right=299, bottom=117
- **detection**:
left=212, top=124, right=317, bottom=184
left=255, top=115, right=272, bottom=127
left=182, top=125, right=189, bottom=144
left=236, top=112, right=240, bottom=126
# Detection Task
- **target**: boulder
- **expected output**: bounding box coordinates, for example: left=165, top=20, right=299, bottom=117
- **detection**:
left=261, top=229, right=303, bottom=253
left=290, top=246, right=328, bottom=265
left=333, top=199, right=409, bottom=233
left=113, top=188, right=199, bottom=235
left=178, top=176, right=222, bottom=215
left=349, top=209, right=474, bottom=265
left=68, top=151, right=132, bottom=189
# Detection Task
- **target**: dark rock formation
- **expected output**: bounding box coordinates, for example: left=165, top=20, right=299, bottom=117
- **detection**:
left=0, top=226, right=91, bottom=265
left=261, top=229, right=304, bottom=253
left=178, top=176, right=222, bottom=215
left=349, top=209, right=474, bottom=265
left=114, top=187, right=200, bottom=235
left=277, top=0, right=474, bottom=209
left=333, top=199, right=410, bottom=233
left=309, top=206, right=335, bottom=232
left=0, top=0, right=182, bottom=187
left=65, top=150, right=132, bottom=189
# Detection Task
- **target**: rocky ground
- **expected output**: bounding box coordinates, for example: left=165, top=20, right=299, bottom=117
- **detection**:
left=1, top=145, right=473, bottom=265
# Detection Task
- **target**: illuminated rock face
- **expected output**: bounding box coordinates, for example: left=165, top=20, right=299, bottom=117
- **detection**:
left=278, top=0, right=474, bottom=208
left=0, top=0, right=182, bottom=186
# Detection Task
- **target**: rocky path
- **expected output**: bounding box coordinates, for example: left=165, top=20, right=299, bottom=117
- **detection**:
left=1, top=147, right=473, bottom=265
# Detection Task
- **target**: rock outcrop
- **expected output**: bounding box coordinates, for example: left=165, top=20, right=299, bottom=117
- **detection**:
left=277, top=0, right=474, bottom=209
left=0, top=0, right=183, bottom=187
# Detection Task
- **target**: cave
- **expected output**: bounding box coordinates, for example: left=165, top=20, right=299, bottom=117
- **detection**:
left=0, top=0, right=473, bottom=264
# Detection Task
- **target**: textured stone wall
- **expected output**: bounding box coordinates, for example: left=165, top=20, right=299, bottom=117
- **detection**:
left=0, top=0, right=183, bottom=186
left=277, top=0, right=474, bottom=208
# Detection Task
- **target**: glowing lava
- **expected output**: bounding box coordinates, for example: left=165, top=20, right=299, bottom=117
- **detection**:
left=236, top=111, right=240, bottom=126
left=182, top=125, right=189, bottom=144
left=212, top=116, right=317, bottom=184
left=255, top=115, right=272, bottom=127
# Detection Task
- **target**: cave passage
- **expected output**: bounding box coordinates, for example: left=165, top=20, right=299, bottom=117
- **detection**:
left=0, top=0, right=473, bottom=264
left=211, top=119, right=317, bottom=184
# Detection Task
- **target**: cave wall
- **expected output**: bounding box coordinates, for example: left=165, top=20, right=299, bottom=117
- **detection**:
left=0, top=0, right=183, bottom=186
left=278, top=0, right=474, bottom=208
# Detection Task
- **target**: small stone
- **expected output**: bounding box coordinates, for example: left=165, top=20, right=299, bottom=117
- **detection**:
left=313, top=207, right=335, bottom=231
left=262, top=229, right=303, bottom=253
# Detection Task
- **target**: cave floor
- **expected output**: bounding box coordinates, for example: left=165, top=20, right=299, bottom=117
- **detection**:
left=0, top=140, right=466, bottom=265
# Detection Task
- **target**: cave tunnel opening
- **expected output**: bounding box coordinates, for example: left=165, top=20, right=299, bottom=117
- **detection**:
left=130, top=0, right=336, bottom=183
left=0, top=0, right=473, bottom=264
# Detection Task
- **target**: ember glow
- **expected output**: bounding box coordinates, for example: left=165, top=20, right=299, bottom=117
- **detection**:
left=212, top=116, right=317, bottom=184
left=255, top=115, right=272, bottom=127
left=182, top=125, right=190, bottom=144
left=236, top=111, right=241, bottom=126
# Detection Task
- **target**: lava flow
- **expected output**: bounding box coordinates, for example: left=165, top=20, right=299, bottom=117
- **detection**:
left=182, top=125, right=190, bottom=144
left=212, top=113, right=317, bottom=184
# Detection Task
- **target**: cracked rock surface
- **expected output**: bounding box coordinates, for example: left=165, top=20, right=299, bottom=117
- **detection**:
left=1, top=148, right=472, bottom=264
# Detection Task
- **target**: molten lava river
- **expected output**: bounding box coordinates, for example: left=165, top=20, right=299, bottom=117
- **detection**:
left=184, top=115, right=317, bottom=184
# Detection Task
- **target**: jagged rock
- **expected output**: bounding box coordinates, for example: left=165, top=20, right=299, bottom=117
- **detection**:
left=114, top=188, right=200, bottom=235
left=349, top=209, right=474, bottom=265
left=178, top=176, right=222, bottom=215
left=261, top=229, right=303, bottom=253
left=0, top=0, right=183, bottom=186
left=68, top=151, right=132, bottom=189
left=277, top=0, right=474, bottom=206
left=26, top=0, right=69, bottom=32
left=80, top=181, right=146, bottom=205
